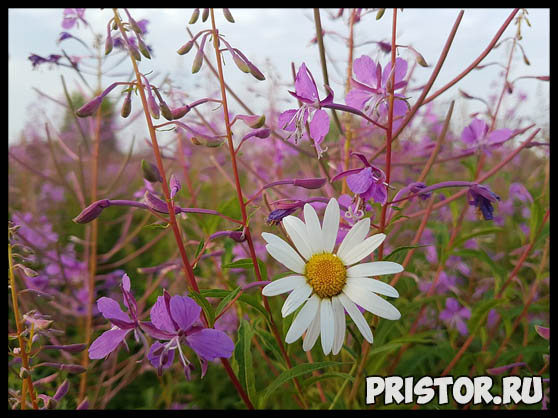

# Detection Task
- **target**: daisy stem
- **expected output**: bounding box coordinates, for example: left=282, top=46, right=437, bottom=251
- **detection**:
left=209, top=9, right=306, bottom=409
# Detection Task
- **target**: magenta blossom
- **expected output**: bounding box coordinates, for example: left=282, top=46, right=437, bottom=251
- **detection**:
left=143, top=291, right=234, bottom=378
left=331, top=152, right=388, bottom=205
left=61, top=8, right=87, bottom=30
left=461, top=118, right=513, bottom=154
left=346, top=55, right=409, bottom=124
left=278, top=63, right=333, bottom=158
left=88, top=274, right=144, bottom=359
left=439, top=297, right=471, bottom=336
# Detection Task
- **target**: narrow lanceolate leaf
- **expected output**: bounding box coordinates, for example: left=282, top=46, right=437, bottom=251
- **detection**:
left=234, top=320, right=256, bottom=402
left=450, top=227, right=503, bottom=250
left=188, top=291, right=215, bottom=327
left=384, top=245, right=428, bottom=264
left=259, top=361, right=348, bottom=407
left=223, top=258, right=254, bottom=269
left=214, top=286, right=242, bottom=319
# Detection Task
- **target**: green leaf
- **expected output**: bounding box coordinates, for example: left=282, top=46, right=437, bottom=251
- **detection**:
left=302, top=372, right=354, bottom=389
left=214, top=286, right=242, bottom=319
left=234, top=319, right=256, bottom=402
left=143, top=222, right=169, bottom=230
left=188, top=291, right=215, bottom=327
left=199, top=289, right=270, bottom=324
left=258, top=361, right=349, bottom=408
left=223, top=258, right=254, bottom=269
left=384, top=245, right=428, bottom=264
left=451, top=227, right=503, bottom=250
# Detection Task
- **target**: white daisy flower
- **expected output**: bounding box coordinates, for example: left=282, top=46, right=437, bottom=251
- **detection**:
left=261, top=197, right=403, bottom=355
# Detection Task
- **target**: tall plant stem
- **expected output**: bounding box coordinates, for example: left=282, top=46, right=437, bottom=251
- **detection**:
left=209, top=9, right=307, bottom=409
left=9, top=235, right=38, bottom=410
left=111, top=9, right=252, bottom=410
left=348, top=9, right=398, bottom=407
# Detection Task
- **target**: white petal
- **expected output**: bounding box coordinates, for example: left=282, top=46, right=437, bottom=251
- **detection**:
left=331, top=296, right=346, bottom=355
left=321, top=198, right=340, bottom=254
left=338, top=292, right=374, bottom=344
left=343, top=282, right=401, bottom=320
left=285, top=294, right=320, bottom=344
left=340, top=233, right=386, bottom=266
left=304, top=203, right=324, bottom=254
left=283, top=216, right=313, bottom=260
left=346, top=277, right=399, bottom=298
left=347, top=261, right=404, bottom=278
left=265, top=243, right=306, bottom=274
left=281, top=282, right=313, bottom=317
left=336, top=217, right=370, bottom=261
left=303, top=304, right=321, bottom=351
left=320, top=298, right=334, bottom=355
left=262, top=275, right=307, bottom=296
left=261, top=232, right=291, bottom=247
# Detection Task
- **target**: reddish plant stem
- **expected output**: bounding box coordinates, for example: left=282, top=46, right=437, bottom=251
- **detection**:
left=112, top=9, right=252, bottom=409
left=209, top=9, right=306, bottom=409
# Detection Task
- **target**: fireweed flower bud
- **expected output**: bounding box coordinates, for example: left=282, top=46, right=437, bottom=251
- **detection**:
left=159, top=101, right=173, bottom=121
left=177, top=40, right=194, bottom=56
left=144, top=191, right=180, bottom=214
left=292, top=178, right=327, bottom=190
left=128, top=42, right=142, bottom=61
left=105, top=28, right=113, bottom=55
left=192, top=33, right=208, bottom=74
left=43, top=344, right=87, bottom=353
left=121, top=92, right=132, bottom=118
left=76, top=95, right=103, bottom=117
left=53, top=379, right=70, bottom=402
left=171, top=105, right=191, bottom=119
left=223, top=8, right=235, bottom=23
left=73, top=199, right=110, bottom=223
left=191, top=136, right=224, bottom=148
left=189, top=8, right=200, bottom=24
left=233, top=114, right=266, bottom=129
left=169, top=174, right=181, bottom=199
left=141, top=160, right=163, bottom=183
left=137, top=36, right=151, bottom=59
left=201, top=8, right=209, bottom=22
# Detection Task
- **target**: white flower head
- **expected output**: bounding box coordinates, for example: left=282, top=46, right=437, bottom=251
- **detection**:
left=261, top=197, right=403, bottom=355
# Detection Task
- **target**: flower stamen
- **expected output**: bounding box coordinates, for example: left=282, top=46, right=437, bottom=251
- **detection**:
left=305, top=253, right=346, bottom=298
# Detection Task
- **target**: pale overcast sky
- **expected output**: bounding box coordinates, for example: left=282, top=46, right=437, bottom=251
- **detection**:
left=8, top=8, right=550, bottom=146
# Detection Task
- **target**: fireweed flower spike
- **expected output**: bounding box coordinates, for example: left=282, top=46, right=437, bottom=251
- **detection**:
left=261, top=198, right=403, bottom=355
left=144, top=291, right=234, bottom=378
left=278, top=63, right=333, bottom=158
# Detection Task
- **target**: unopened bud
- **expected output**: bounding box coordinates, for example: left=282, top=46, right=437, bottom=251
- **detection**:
left=129, top=17, right=143, bottom=34
left=189, top=8, right=200, bottom=24
left=177, top=40, right=194, bottom=55
left=129, top=43, right=142, bottom=61
left=192, top=48, right=204, bottom=74
left=43, top=344, right=87, bottom=354
left=148, top=94, right=160, bottom=119
left=73, top=199, right=110, bottom=223
left=121, top=91, right=132, bottom=118
left=201, top=8, right=209, bottom=22
left=137, top=36, right=151, bottom=59
left=169, top=174, right=181, bottom=199
left=232, top=52, right=250, bottom=73
left=293, top=178, right=327, bottom=190
left=228, top=230, right=246, bottom=242
left=144, top=191, right=179, bottom=214
left=171, top=105, right=190, bottom=119
left=141, top=160, right=163, bottom=183
left=376, top=9, right=386, bottom=20
left=53, top=379, right=69, bottom=401
left=19, top=367, right=30, bottom=379
left=247, top=61, right=265, bottom=81
left=223, top=8, right=235, bottom=23
left=191, top=136, right=223, bottom=148
left=105, top=32, right=113, bottom=55
left=76, top=95, right=103, bottom=117
left=160, top=101, right=173, bottom=121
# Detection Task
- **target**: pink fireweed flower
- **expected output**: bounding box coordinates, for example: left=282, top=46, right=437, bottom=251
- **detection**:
left=278, top=63, right=333, bottom=158
left=461, top=118, right=513, bottom=154
left=61, top=8, right=87, bottom=30
left=331, top=152, right=389, bottom=205
left=88, top=274, right=145, bottom=359
left=345, top=55, right=409, bottom=124
left=144, top=291, right=234, bottom=378
left=439, top=297, right=471, bottom=336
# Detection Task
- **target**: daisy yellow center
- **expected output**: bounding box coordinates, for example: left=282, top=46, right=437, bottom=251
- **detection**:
left=305, top=253, right=347, bottom=298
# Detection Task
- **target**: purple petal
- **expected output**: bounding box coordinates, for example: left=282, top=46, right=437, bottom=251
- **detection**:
left=535, top=325, right=549, bottom=340
left=169, top=295, right=201, bottom=331
left=148, top=341, right=175, bottom=370
left=150, top=296, right=176, bottom=333
left=140, top=321, right=176, bottom=340
left=294, top=63, right=319, bottom=103
left=382, top=58, right=408, bottom=87
left=96, top=297, right=134, bottom=328
left=456, top=319, right=469, bottom=336
left=346, top=167, right=374, bottom=194
left=88, top=328, right=131, bottom=359
left=345, top=88, right=374, bottom=111
left=487, top=128, right=512, bottom=146
left=353, top=55, right=379, bottom=86
left=186, top=328, right=234, bottom=361
left=309, top=109, right=330, bottom=145
left=363, top=182, right=388, bottom=205
left=278, top=109, right=299, bottom=132
left=461, top=118, right=488, bottom=145
left=445, top=297, right=459, bottom=312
